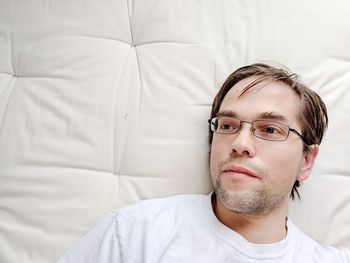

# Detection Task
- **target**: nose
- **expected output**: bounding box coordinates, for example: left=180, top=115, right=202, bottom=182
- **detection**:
left=230, top=122, right=256, bottom=158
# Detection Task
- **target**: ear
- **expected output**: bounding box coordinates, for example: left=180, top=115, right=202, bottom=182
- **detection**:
left=297, top=144, right=319, bottom=182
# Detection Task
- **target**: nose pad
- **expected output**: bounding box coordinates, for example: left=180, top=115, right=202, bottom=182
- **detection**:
left=230, top=122, right=256, bottom=157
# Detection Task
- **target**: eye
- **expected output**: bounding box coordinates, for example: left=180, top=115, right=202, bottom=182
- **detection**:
left=216, top=117, right=240, bottom=133
left=254, top=121, right=288, bottom=139
left=220, top=123, right=235, bottom=130
left=259, top=125, right=284, bottom=135
left=263, top=126, right=280, bottom=134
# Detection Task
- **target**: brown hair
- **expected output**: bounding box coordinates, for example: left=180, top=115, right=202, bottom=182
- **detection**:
left=209, top=63, right=328, bottom=200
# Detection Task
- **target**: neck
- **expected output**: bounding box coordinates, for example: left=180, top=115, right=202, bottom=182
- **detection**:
left=212, top=194, right=289, bottom=244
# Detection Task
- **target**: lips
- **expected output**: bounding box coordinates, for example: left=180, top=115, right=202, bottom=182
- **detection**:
left=221, top=165, right=258, bottom=178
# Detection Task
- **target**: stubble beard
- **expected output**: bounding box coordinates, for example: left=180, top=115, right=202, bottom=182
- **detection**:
left=214, top=174, right=286, bottom=217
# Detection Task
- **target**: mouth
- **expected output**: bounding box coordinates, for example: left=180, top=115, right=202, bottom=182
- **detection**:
left=221, top=165, right=259, bottom=179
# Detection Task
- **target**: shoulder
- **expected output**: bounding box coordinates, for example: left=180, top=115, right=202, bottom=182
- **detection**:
left=113, top=194, right=209, bottom=254
left=288, top=220, right=350, bottom=262
left=58, top=194, right=209, bottom=262
left=302, top=243, right=350, bottom=263
left=78, top=193, right=207, bottom=237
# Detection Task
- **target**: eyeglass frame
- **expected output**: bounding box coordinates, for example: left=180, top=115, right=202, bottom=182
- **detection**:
left=208, top=116, right=308, bottom=144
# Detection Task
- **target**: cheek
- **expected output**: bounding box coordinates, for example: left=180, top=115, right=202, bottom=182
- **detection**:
left=209, top=138, right=226, bottom=177
left=209, top=137, right=234, bottom=178
left=209, top=144, right=218, bottom=177
left=265, top=146, right=303, bottom=180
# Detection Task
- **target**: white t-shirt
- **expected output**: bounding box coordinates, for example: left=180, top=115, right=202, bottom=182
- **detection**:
left=58, top=193, right=350, bottom=263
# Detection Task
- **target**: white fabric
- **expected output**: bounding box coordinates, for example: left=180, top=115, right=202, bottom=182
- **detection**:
left=58, top=194, right=350, bottom=263
left=1, top=1, right=350, bottom=262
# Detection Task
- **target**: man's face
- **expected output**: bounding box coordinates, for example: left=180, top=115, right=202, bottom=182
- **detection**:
left=210, top=77, right=317, bottom=216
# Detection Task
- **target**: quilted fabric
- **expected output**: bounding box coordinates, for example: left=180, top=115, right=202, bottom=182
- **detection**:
left=0, top=1, right=349, bottom=262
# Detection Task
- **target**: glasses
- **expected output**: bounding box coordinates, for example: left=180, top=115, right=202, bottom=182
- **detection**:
left=208, top=116, right=306, bottom=142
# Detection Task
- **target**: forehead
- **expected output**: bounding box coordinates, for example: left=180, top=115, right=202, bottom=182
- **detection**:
left=220, top=76, right=302, bottom=124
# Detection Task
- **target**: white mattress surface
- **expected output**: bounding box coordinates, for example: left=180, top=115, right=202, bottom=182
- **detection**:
left=0, top=1, right=350, bottom=262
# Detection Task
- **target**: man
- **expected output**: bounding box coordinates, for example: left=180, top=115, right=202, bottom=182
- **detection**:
left=58, top=63, right=350, bottom=262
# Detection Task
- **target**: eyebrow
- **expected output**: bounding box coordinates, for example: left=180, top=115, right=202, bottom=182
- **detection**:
left=215, top=111, right=238, bottom=118
left=215, top=110, right=290, bottom=123
left=257, top=112, right=289, bottom=122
